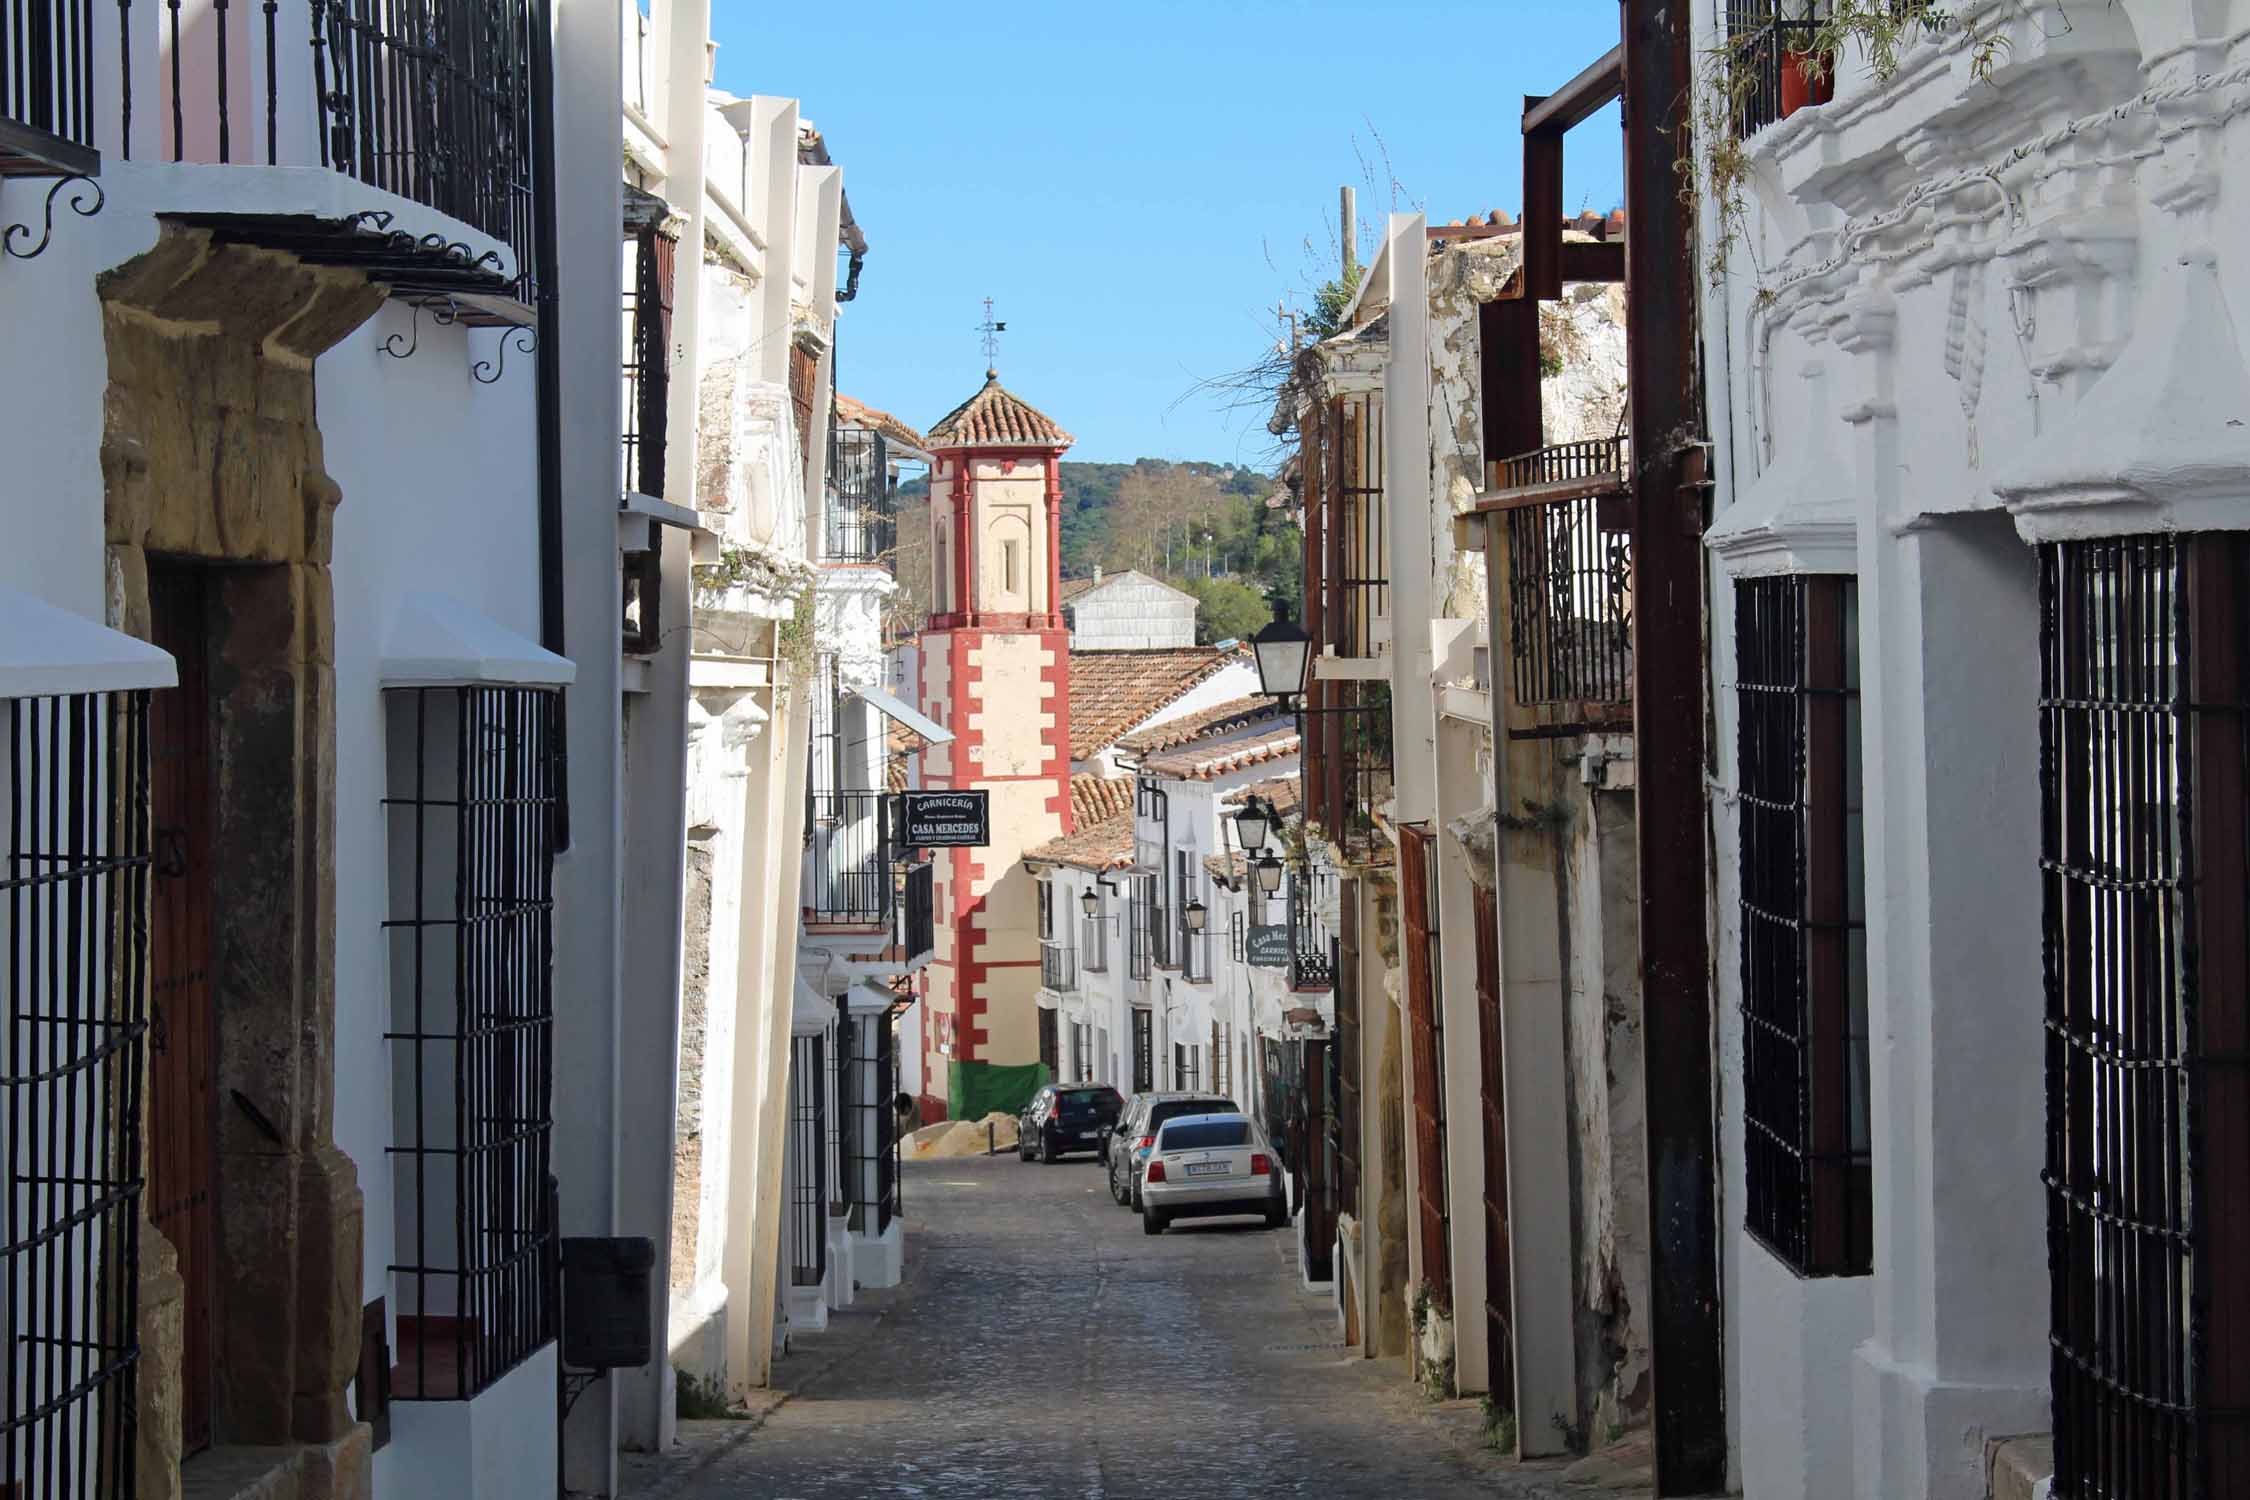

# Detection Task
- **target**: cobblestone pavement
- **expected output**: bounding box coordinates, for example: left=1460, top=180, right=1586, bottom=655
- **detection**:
left=651, top=1153, right=1642, bottom=1500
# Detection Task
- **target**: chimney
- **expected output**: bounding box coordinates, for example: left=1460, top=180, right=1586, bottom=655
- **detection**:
left=1093, top=565, right=1103, bottom=584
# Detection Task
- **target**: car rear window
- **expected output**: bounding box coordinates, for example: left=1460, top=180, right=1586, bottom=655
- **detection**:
left=1159, top=1120, right=1250, bottom=1150
left=1148, top=1099, right=1234, bottom=1131
left=1057, top=1088, right=1120, bottom=1115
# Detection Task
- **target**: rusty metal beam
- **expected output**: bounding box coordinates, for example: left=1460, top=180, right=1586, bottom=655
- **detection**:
left=1478, top=296, right=1542, bottom=467
left=1561, top=240, right=1626, bottom=283
left=1522, top=116, right=1564, bottom=302
left=1621, top=0, right=1727, bottom=1491
left=1523, top=44, right=1624, bottom=135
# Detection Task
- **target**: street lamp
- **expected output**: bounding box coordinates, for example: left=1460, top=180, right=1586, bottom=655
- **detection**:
left=1183, top=898, right=1208, bottom=934
left=1249, top=600, right=1312, bottom=711
left=1255, top=855, right=1284, bottom=897
left=1080, top=887, right=1099, bottom=919
left=1233, top=795, right=1272, bottom=854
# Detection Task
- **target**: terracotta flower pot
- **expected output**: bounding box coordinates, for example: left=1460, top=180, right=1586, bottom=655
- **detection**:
left=1780, top=49, right=1836, bottom=117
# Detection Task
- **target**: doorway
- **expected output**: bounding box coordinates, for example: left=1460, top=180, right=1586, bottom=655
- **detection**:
left=146, top=562, right=219, bottom=1454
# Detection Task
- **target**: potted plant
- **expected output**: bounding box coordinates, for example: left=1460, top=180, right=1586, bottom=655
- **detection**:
left=1779, top=2, right=1835, bottom=117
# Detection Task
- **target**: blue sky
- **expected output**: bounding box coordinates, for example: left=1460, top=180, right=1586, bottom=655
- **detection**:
left=713, top=2, right=1625, bottom=467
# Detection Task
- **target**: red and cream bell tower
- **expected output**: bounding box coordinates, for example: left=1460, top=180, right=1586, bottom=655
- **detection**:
left=917, top=370, right=1074, bottom=1118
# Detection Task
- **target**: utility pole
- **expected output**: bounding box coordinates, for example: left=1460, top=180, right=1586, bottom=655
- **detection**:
left=1340, top=185, right=1357, bottom=280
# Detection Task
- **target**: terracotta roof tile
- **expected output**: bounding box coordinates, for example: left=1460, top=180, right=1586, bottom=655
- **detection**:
left=1060, top=576, right=1102, bottom=602
left=1070, top=773, right=1134, bottom=829
left=1068, top=647, right=1243, bottom=761
left=1024, top=807, right=1134, bottom=873
left=927, top=371, right=1074, bottom=449
left=1140, top=724, right=1300, bottom=781
left=1117, top=695, right=1284, bottom=757
left=834, top=393, right=929, bottom=453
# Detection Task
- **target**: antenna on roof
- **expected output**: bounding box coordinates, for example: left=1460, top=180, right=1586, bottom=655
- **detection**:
left=979, top=297, right=1006, bottom=377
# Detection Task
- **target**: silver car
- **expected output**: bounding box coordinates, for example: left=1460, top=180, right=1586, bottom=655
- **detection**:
left=1103, top=1092, right=1237, bottom=1212
left=1140, top=1112, right=1287, bottom=1234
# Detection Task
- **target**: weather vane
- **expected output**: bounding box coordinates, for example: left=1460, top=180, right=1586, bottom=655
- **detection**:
left=979, top=297, right=1006, bottom=374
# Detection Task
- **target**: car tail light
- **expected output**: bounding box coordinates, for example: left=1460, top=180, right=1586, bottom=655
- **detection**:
left=1146, top=1160, right=1166, bottom=1183
left=1137, top=1136, right=1154, bottom=1153
left=1250, top=1153, right=1270, bottom=1176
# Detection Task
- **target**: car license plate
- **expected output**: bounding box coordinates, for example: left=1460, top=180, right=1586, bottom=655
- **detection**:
left=1186, top=1162, right=1229, bottom=1177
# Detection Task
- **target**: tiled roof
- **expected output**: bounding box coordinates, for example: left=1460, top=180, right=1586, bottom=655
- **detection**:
left=1237, top=775, right=1300, bottom=816
left=1068, top=647, right=1242, bottom=761
left=1024, top=807, right=1134, bottom=873
left=1141, top=724, right=1300, bottom=781
left=927, top=371, right=1074, bottom=449
left=1204, top=850, right=1247, bottom=886
left=1070, top=774, right=1134, bottom=829
left=834, top=393, right=929, bottom=454
left=1117, top=695, right=1283, bottom=757
left=1060, top=576, right=1101, bottom=602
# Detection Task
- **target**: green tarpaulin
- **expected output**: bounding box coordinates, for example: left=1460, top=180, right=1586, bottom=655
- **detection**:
left=948, top=1059, right=1049, bottom=1121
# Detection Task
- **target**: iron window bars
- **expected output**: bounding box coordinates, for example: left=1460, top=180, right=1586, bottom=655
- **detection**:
left=1039, top=940, right=1076, bottom=995
left=1308, top=391, right=1389, bottom=662
left=620, top=224, right=674, bottom=502
left=1, top=691, right=150, bottom=1498
left=1289, top=868, right=1336, bottom=993
left=2041, top=534, right=2250, bottom=1498
left=1400, top=823, right=1451, bottom=1308
left=838, top=1007, right=895, bottom=1236
left=1176, top=850, right=1209, bottom=984
left=1127, top=875, right=1157, bottom=981
left=825, top=426, right=895, bottom=566
left=804, top=791, right=893, bottom=927
left=787, top=1034, right=824, bottom=1288
left=1131, top=1009, right=1153, bottom=1093
left=1735, top=576, right=1870, bottom=1278
left=1496, top=437, right=1635, bottom=734
left=382, top=685, right=561, bottom=1400
left=1172, top=1043, right=1199, bottom=1093
left=874, top=1014, right=898, bottom=1234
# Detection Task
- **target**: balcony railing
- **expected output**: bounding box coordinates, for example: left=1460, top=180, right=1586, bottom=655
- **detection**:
left=1304, top=678, right=1393, bottom=868
left=805, top=790, right=893, bottom=926
left=1723, top=3, right=1819, bottom=140
left=1, top=0, right=100, bottom=175
left=1040, top=939, right=1077, bottom=995
left=825, top=425, right=896, bottom=565
left=2, top=0, right=540, bottom=290
left=1490, top=437, right=1634, bottom=736
left=1289, top=871, right=1335, bottom=993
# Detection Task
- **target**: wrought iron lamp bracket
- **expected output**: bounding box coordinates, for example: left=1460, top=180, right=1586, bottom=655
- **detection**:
left=3, top=175, right=106, bottom=261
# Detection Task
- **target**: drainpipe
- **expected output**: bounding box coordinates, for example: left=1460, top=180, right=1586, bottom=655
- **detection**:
left=531, top=0, right=564, bottom=660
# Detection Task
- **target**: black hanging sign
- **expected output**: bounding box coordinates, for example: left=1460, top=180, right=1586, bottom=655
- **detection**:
left=898, top=790, right=990, bottom=848
left=1245, top=924, right=1292, bottom=968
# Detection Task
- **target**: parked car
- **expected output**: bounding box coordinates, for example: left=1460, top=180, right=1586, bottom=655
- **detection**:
left=1104, top=1092, right=1237, bottom=1210
left=1017, top=1083, right=1124, bottom=1163
left=1140, top=1112, right=1286, bottom=1235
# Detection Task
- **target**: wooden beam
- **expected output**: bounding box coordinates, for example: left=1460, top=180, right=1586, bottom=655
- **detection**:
left=1522, top=115, right=1564, bottom=303
left=1621, top=0, right=1727, bottom=1492
left=1522, top=44, right=1624, bottom=135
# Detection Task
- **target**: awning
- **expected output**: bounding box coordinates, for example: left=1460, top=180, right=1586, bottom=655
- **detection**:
left=380, top=592, right=575, bottom=687
left=0, top=587, right=176, bottom=698
left=855, top=683, right=952, bottom=744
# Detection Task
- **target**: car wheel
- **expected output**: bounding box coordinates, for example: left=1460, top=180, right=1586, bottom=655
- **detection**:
left=1142, top=1206, right=1166, bottom=1236
left=1039, top=1133, right=1057, bottom=1164
left=1265, top=1199, right=1287, bottom=1230
left=1130, top=1183, right=1143, bottom=1212
left=1018, top=1130, right=1033, bottom=1162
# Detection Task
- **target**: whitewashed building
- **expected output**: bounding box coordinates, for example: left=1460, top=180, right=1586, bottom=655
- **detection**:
left=1061, top=567, right=1199, bottom=650
left=1690, top=3, right=2250, bottom=1497
left=0, top=0, right=704, bottom=1492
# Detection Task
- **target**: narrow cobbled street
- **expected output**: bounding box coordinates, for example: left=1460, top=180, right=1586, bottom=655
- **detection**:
left=633, top=1155, right=1643, bottom=1500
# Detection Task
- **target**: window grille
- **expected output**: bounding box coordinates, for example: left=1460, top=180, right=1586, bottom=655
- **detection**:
left=874, top=1016, right=899, bottom=1233
left=1229, top=909, right=1245, bottom=962
left=2, top=691, right=151, bottom=1496
left=1128, top=876, right=1156, bottom=980
left=1512, top=440, right=1638, bottom=733
left=1735, top=576, right=1870, bottom=1277
left=825, top=427, right=895, bottom=565
left=1039, top=940, right=1075, bottom=995
left=1070, top=1023, right=1088, bottom=1083
left=620, top=226, right=675, bottom=500
left=1400, top=822, right=1451, bottom=1305
left=788, top=1034, right=825, bottom=1288
left=382, top=686, right=562, bottom=1399
left=1177, top=851, right=1209, bottom=983
left=804, top=790, right=892, bottom=926
left=1131, top=1010, right=1153, bottom=1092
left=1332, top=892, right=1361, bottom=1219
left=1289, top=869, right=1336, bottom=992
left=1173, top=1043, right=1199, bottom=1092
left=899, top=858, right=934, bottom=961
left=2042, top=534, right=2250, bottom=1497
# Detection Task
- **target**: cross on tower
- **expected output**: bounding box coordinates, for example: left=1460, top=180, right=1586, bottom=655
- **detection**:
left=979, top=297, right=1006, bottom=374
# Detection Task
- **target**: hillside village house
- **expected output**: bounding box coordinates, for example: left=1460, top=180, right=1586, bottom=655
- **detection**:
left=1061, top=567, right=1198, bottom=650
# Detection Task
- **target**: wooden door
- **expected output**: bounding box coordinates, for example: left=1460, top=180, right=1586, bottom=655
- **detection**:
left=1399, top=824, right=1450, bottom=1305
left=147, top=565, right=218, bottom=1454
left=1333, top=884, right=1360, bottom=1218
left=1472, top=883, right=1513, bottom=1406
left=1299, top=1039, right=1334, bottom=1281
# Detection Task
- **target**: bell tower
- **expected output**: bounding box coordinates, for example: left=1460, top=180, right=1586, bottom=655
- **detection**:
left=916, top=369, right=1074, bottom=1116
